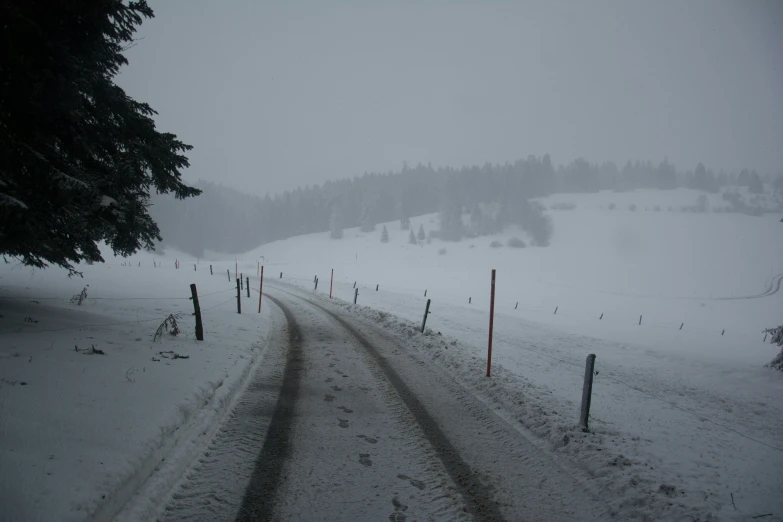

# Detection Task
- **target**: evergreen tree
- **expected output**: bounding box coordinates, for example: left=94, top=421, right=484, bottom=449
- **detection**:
left=380, top=225, right=389, bottom=243
left=408, top=228, right=417, bottom=245
left=0, top=0, right=199, bottom=274
left=359, top=194, right=376, bottom=232
left=397, top=198, right=411, bottom=230
left=417, top=224, right=426, bottom=241
left=329, top=206, right=344, bottom=239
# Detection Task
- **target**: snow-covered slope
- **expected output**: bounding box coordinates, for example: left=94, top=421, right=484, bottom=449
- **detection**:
left=247, top=188, right=783, bottom=520
left=0, top=256, right=272, bottom=521
left=1, top=187, right=781, bottom=521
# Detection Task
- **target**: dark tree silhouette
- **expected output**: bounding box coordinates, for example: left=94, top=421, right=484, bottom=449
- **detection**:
left=0, top=0, right=199, bottom=274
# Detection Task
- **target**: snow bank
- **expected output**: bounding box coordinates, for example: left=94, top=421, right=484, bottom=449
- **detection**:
left=0, top=257, right=271, bottom=521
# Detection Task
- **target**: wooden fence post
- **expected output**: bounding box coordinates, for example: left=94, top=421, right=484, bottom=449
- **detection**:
left=227, top=269, right=230, bottom=282
left=421, top=299, right=431, bottom=333
left=240, top=274, right=243, bottom=290
left=210, top=265, right=213, bottom=275
left=258, top=266, right=264, bottom=313
left=579, top=354, right=597, bottom=432
left=330, top=269, right=333, bottom=299
left=314, top=277, right=319, bottom=291
left=354, top=288, right=358, bottom=304
left=246, top=276, right=250, bottom=297
left=236, top=279, right=241, bottom=314
left=190, top=284, right=204, bottom=341
left=376, top=284, right=379, bottom=291
left=194, top=263, right=196, bottom=271
left=487, top=269, right=496, bottom=377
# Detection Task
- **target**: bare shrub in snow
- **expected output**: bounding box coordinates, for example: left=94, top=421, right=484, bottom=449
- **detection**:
left=154, top=314, right=181, bottom=342
left=607, top=203, right=616, bottom=210
left=489, top=240, right=503, bottom=248
left=628, top=204, right=637, bottom=212
left=507, top=236, right=526, bottom=248
left=764, top=325, right=783, bottom=371
left=438, top=248, right=447, bottom=255
left=70, top=285, right=89, bottom=305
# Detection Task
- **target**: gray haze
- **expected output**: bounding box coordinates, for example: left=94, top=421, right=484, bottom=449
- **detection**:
left=118, top=0, right=783, bottom=196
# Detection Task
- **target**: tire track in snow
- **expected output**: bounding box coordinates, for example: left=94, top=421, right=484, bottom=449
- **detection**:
left=714, top=272, right=783, bottom=300
left=235, top=295, right=304, bottom=521
left=294, top=297, right=508, bottom=522
left=157, top=305, right=292, bottom=522
left=275, top=285, right=610, bottom=521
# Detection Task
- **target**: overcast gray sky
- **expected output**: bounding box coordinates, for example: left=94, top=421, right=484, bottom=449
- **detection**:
left=118, top=0, right=783, bottom=197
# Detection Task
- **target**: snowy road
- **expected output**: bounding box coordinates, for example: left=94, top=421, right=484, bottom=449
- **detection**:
left=157, top=286, right=610, bottom=521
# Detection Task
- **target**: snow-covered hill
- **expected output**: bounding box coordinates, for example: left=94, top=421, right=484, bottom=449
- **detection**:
left=1, top=187, right=781, bottom=521
left=245, top=188, right=783, bottom=520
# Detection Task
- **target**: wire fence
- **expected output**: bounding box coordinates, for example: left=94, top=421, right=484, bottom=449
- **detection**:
left=280, top=270, right=783, bottom=454
left=4, top=261, right=779, bottom=452
left=0, top=274, right=243, bottom=336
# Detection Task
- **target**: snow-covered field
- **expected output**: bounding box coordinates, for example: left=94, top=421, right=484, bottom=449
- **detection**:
left=0, top=255, right=272, bottom=521
left=253, top=189, right=783, bottom=521
left=1, top=187, right=781, bottom=521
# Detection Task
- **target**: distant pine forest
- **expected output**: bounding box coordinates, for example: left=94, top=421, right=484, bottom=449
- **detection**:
left=149, top=156, right=781, bottom=257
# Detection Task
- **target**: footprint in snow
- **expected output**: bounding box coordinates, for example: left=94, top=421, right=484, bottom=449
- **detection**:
left=397, top=474, right=426, bottom=490
left=359, top=453, right=372, bottom=467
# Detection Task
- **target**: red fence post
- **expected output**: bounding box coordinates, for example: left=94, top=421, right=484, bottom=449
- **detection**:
left=487, top=269, right=496, bottom=377
left=330, top=268, right=334, bottom=299
left=258, top=265, right=264, bottom=313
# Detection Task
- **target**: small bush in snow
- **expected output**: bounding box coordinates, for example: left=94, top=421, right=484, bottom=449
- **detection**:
left=628, top=204, right=637, bottom=212
left=438, top=248, right=447, bottom=255
left=489, top=240, right=503, bottom=248
left=70, top=285, right=89, bottom=305
left=764, top=325, right=783, bottom=371
left=507, top=236, right=526, bottom=248
left=154, top=314, right=181, bottom=343
left=607, top=203, right=616, bottom=210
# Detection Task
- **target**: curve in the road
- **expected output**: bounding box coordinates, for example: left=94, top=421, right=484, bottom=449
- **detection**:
left=714, top=272, right=783, bottom=300
left=304, top=297, right=507, bottom=522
